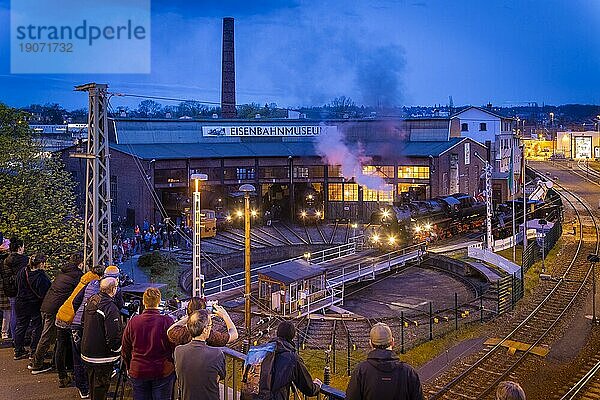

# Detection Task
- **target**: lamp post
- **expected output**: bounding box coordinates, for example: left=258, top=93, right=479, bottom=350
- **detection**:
left=191, top=173, right=208, bottom=298
left=587, top=254, right=599, bottom=324
left=240, top=183, right=256, bottom=337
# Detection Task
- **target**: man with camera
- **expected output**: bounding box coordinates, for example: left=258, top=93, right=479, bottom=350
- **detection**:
left=121, top=287, right=176, bottom=400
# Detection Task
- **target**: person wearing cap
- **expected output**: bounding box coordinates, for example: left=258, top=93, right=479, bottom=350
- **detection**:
left=56, top=263, right=104, bottom=399
left=30, top=252, right=85, bottom=380
left=81, top=277, right=123, bottom=400
left=496, top=381, right=526, bottom=400
left=259, top=321, right=322, bottom=400
left=346, top=322, right=423, bottom=400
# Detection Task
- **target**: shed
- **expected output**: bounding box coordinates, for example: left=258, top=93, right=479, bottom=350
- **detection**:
left=258, top=259, right=327, bottom=316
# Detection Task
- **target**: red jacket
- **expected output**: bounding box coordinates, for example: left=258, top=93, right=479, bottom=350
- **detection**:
left=121, top=309, right=176, bottom=379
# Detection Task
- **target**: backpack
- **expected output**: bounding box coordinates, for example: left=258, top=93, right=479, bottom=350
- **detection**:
left=241, top=342, right=276, bottom=400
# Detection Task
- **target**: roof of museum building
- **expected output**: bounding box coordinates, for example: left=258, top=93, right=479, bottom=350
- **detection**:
left=110, top=137, right=473, bottom=160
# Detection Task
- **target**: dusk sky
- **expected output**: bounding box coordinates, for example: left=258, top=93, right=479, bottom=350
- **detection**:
left=0, top=0, right=598, bottom=110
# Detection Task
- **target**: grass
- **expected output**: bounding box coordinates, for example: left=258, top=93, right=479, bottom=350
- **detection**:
left=298, top=323, right=485, bottom=391
left=137, top=251, right=184, bottom=298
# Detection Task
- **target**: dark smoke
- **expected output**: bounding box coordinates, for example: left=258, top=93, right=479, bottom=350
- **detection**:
left=356, top=45, right=406, bottom=107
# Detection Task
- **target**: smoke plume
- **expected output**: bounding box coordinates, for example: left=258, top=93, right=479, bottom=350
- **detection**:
left=315, top=124, right=392, bottom=191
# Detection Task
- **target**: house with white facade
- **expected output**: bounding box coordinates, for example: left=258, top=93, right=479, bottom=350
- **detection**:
left=450, top=106, right=520, bottom=202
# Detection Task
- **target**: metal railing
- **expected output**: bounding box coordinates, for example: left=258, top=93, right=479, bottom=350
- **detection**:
left=221, top=347, right=346, bottom=400
left=205, top=242, right=358, bottom=296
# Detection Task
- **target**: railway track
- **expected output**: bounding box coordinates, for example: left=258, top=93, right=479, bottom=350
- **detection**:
left=426, top=169, right=599, bottom=399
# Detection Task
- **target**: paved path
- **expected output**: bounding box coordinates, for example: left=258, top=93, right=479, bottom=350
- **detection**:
left=0, top=345, right=81, bottom=400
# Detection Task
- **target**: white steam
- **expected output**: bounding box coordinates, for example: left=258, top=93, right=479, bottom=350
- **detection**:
left=315, top=125, right=392, bottom=192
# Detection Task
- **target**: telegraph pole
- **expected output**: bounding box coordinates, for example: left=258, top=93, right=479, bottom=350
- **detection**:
left=73, top=83, right=113, bottom=271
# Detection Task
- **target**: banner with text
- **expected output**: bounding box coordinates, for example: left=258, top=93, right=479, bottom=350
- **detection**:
left=202, top=125, right=337, bottom=137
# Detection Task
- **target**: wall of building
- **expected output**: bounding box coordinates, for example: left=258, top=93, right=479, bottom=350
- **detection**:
left=556, top=131, right=600, bottom=159
left=431, top=139, right=487, bottom=198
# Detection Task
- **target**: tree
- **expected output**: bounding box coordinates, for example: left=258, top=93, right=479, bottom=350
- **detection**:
left=0, top=103, right=83, bottom=272
left=136, top=100, right=163, bottom=117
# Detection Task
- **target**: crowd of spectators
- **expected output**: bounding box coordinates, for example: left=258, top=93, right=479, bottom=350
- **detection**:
left=0, top=233, right=526, bottom=400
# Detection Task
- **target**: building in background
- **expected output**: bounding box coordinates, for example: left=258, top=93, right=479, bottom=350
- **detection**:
left=59, top=118, right=486, bottom=226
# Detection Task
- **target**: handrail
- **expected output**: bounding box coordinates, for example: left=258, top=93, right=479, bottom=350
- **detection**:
left=205, top=242, right=358, bottom=296
left=221, top=347, right=346, bottom=399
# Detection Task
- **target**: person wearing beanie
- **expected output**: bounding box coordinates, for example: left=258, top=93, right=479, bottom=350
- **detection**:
left=259, top=320, right=322, bottom=400
left=346, top=323, right=423, bottom=400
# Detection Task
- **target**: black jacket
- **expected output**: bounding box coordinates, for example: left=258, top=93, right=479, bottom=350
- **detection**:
left=346, top=349, right=423, bottom=400
left=1, top=253, right=29, bottom=297
left=40, top=263, right=83, bottom=314
left=81, top=292, right=122, bottom=364
left=15, top=267, right=51, bottom=307
left=261, top=338, right=320, bottom=400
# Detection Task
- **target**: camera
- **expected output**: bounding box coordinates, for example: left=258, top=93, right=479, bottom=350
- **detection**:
left=206, top=300, right=218, bottom=314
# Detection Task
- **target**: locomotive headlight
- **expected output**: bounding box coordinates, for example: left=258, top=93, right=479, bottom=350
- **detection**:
left=236, top=210, right=243, bottom=218
left=308, top=194, right=314, bottom=200
left=424, top=223, right=432, bottom=231
left=388, top=236, right=396, bottom=245
left=251, top=210, right=258, bottom=217
left=316, top=211, right=322, bottom=217
left=371, top=234, right=380, bottom=243
left=226, top=215, right=232, bottom=222
left=414, top=225, right=422, bottom=233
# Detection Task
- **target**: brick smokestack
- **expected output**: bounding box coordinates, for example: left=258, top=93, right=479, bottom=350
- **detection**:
left=221, top=17, right=236, bottom=118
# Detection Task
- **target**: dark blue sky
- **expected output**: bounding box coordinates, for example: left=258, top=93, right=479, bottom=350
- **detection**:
left=0, top=0, right=599, bottom=109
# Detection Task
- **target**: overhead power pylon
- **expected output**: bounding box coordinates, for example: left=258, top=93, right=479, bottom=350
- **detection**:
left=72, top=83, right=113, bottom=271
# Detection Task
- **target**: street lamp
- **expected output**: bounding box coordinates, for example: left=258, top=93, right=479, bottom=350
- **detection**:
left=191, top=173, right=208, bottom=298
left=239, top=183, right=256, bottom=338
left=587, top=254, right=599, bottom=324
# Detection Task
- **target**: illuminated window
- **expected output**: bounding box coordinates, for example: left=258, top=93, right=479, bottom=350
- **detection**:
left=398, top=166, right=430, bottom=179
left=293, top=167, right=309, bottom=178
left=328, top=183, right=343, bottom=201
left=363, top=188, right=394, bottom=202
left=343, top=184, right=358, bottom=201
left=398, top=183, right=427, bottom=193
left=328, top=183, right=358, bottom=201
left=362, top=165, right=395, bottom=179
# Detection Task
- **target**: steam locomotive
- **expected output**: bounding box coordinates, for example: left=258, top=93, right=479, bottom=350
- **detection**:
left=366, top=193, right=487, bottom=247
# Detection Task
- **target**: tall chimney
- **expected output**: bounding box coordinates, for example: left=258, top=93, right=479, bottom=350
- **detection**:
left=221, top=17, right=236, bottom=118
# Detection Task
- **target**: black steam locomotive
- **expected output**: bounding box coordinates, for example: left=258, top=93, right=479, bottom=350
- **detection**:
left=366, top=193, right=487, bottom=247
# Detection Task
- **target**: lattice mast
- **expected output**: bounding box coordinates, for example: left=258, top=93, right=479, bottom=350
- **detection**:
left=74, top=83, right=113, bottom=271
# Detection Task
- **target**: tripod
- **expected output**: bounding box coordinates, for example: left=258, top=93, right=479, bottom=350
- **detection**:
left=112, top=358, right=128, bottom=400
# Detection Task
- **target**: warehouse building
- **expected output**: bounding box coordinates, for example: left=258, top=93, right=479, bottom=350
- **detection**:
left=60, top=118, right=487, bottom=226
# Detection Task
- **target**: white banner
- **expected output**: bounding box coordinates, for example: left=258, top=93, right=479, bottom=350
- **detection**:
left=202, top=125, right=337, bottom=137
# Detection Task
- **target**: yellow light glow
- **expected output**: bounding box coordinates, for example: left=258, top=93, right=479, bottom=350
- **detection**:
left=424, top=223, right=431, bottom=231
left=316, top=211, right=322, bottom=217
left=308, top=194, right=314, bottom=200
left=301, top=211, right=307, bottom=218
left=226, top=215, right=232, bottom=221
left=388, top=236, right=396, bottom=245
left=351, top=223, right=358, bottom=229
left=251, top=210, right=257, bottom=217
left=382, top=210, right=390, bottom=219
left=236, top=210, right=243, bottom=217
left=371, top=234, right=380, bottom=243
left=414, top=225, right=422, bottom=233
